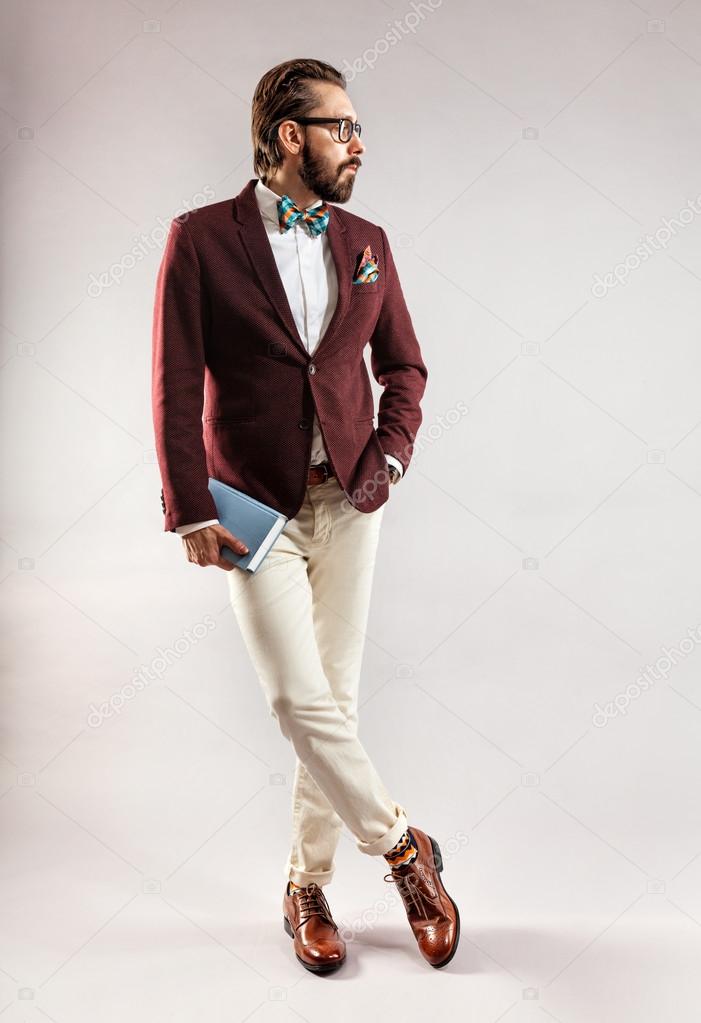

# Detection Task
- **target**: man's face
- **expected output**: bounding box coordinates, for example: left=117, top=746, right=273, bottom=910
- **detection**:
left=296, top=84, right=365, bottom=204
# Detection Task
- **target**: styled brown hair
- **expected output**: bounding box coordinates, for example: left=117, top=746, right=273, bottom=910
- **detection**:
left=251, top=59, right=346, bottom=183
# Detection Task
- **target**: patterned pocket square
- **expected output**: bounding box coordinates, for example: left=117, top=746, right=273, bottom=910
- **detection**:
left=352, top=243, right=380, bottom=285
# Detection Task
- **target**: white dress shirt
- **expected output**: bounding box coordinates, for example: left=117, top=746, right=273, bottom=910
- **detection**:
left=176, top=179, right=402, bottom=536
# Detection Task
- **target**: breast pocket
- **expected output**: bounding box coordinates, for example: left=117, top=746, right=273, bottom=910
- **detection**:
left=351, top=281, right=382, bottom=297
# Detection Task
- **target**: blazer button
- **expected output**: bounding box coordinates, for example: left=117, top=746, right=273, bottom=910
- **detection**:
left=298, top=419, right=310, bottom=430
left=308, top=363, right=316, bottom=374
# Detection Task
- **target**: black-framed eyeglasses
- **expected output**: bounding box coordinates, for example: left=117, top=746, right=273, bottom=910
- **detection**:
left=293, top=117, right=362, bottom=143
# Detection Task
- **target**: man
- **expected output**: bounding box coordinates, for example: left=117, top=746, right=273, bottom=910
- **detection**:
left=151, top=57, right=459, bottom=972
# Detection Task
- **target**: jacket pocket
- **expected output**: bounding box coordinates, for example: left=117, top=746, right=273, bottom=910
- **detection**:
left=353, top=415, right=376, bottom=445
left=351, top=281, right=381, bottom=296
left=205, top=414, right=256, bottom=424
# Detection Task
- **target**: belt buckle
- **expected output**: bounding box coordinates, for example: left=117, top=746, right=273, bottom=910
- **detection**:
left=310, top=461, right=329, bottom=483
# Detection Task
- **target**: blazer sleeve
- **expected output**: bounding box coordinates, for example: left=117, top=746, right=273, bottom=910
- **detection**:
left=151, top=217, right=219, bottom=532
left=369, top=227, right=428, bottom=475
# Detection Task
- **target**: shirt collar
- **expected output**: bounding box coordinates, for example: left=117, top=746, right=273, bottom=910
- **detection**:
left=255, top=178, right=323, bottom=228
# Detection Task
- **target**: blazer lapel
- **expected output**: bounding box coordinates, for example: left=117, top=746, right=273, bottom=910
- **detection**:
left=233, top=178, right=351, bottom=360
left=318, top=211, right=351, bottom=357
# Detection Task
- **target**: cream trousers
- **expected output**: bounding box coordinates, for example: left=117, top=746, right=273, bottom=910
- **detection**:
left=226, top=474, right=408, bottom=887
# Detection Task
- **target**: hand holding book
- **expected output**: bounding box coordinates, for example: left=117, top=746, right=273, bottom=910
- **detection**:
left=180, top=522, right=250, bottom=571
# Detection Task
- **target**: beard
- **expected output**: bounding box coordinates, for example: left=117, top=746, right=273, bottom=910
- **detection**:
left=297, top=140, right=358, bottom=204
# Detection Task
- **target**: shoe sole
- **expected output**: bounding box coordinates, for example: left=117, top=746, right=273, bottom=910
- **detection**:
left=283, top=915, right=345, bottom=973
left=426, top=834, right=461, bottom=969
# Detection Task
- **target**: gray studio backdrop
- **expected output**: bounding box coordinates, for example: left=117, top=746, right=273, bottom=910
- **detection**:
left=2, top=0, right=701, bottom=1019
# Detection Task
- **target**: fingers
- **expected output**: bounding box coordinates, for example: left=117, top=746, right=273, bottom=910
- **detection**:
left=182, top=525, right=249, bottom=569
left=221, top=529, right=249, bottom=555
left=185, top=545, right=217, bottom=568
left=216, top=530, right=248, bottom=571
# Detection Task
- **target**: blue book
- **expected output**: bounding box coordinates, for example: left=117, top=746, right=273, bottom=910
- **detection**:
left=207, top=477, right=288, bottom=574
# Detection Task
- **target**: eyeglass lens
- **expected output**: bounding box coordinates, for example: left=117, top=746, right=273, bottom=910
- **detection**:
left=339, top=118, right=360, bottom=142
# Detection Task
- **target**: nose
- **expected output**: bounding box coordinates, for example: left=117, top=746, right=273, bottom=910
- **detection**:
left=349, top=134, right=365, bottom=156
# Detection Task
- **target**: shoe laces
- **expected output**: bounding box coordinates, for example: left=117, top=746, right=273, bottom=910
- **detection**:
left=292, top=881, right=337, bottom=929
left=383, top=866, right=431, bottom=920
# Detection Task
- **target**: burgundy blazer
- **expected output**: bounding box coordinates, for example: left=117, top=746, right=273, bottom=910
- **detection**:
left=151, top=177, right=428, bottom=532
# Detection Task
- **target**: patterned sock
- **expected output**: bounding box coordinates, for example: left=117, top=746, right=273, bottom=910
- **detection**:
left=383, top=828, right=419, bottom=869
left=288, top=879, right=305, bottom=893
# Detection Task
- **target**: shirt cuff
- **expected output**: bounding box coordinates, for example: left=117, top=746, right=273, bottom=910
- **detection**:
left=385, top=455, right=404, bottom=480
left=175, top=519, right=219, bottom=536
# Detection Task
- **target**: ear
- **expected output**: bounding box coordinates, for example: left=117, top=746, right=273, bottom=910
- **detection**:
left=277, top=119, right=304, bottom=157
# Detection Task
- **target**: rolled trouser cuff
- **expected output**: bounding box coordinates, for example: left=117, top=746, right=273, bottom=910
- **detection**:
left=355, top=801, right=409, bottom=857
left=284, top=861, right=335, bottom=887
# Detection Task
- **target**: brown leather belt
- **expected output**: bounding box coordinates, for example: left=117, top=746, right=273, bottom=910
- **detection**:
left=307, top=461, right=336, bottom=485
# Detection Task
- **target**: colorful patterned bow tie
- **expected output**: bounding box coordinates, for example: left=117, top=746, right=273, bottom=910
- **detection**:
left=277, top=194, right=330, bottom=237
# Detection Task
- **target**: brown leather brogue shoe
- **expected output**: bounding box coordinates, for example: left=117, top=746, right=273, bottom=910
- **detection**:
left=282, top=881, right=346, bottom=973
left=383, top=825, right=460, bottom=968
